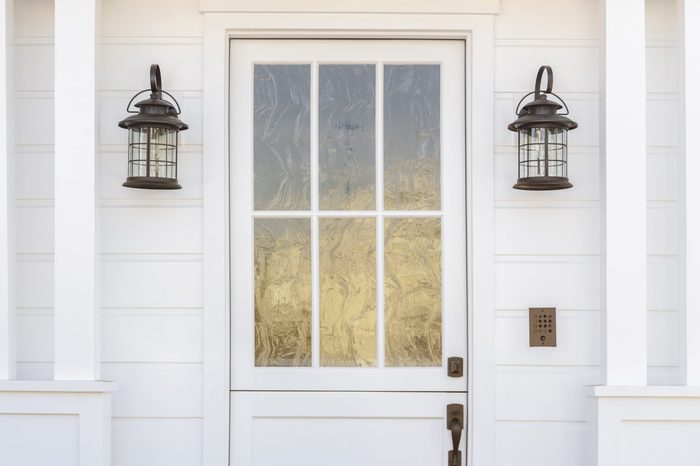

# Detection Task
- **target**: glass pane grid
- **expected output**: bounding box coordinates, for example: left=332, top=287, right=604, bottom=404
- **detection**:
left=252, top=60, right=444, bottom=369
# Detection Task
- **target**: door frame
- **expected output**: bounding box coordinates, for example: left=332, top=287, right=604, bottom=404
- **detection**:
left=201, top=12, right=496, bottom=466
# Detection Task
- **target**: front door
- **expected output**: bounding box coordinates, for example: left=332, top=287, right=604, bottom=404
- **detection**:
left=229, top=39, right=467, bottom=466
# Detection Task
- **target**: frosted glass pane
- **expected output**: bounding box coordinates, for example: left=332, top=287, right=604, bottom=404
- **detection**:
left=384, top=65, right=441, bottom=210
left=319, top=65, right=376, bottom=210
left=254, top=65, right=311, bottom=210
left=320, top=218, right=376, bottom=367
left=255, top=218, right=311, bottom=367
left=384, top=218, right=442, bottom=367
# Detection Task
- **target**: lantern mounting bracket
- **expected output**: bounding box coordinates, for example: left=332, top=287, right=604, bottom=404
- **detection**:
left=150, top=64, right=162, bottom=94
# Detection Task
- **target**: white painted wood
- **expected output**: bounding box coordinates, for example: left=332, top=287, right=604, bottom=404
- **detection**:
left=100, top=207, right=202, bottom=254
left=495, top=421, right=593, bottom=466
left=199, top=0, right=499, bottom=14
left=230, top=392, right=467, bottom=466
left=101, top=313, right=203, bottom=363
left=0, top=382, right=115, bottom=466
left=495, top=310, right=601, bottom=366
left=681, top=0, right=700, bottom=386
left=101, top=260, right=202, bottom=309
left=112, top=418, right=203, bottom=466
left=0, top=0, right=14, bottom=380
left=202, top=13, right=496, bottom=466
left=601, top=0, right=647, bottom=386
left=593, top=388, right=700, bottom=466
left=54, top=0, right=101, bottom=381
left=229, top=38, right=467, bottom=392
left=496, top=257, right=602, bottom=310
left=102, top=363, right=202, bottom=418
left=496, top=366, right=599, bottom=422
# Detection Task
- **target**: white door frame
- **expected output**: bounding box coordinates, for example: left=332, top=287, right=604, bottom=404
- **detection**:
left=201, top=12, right=495, bottom=466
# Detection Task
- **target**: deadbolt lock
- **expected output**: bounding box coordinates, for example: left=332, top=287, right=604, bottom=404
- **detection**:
left=447, top=356, right=464, bottom=378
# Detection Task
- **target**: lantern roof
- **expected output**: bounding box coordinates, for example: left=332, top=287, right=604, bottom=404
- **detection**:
left=507, top=66, right=578, bottom=132
left=118, top=65, right=189, bottom=131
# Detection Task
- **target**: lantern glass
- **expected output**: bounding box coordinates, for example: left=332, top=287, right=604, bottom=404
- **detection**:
left=517, top=127, right=568, bottom=180
left=127, top=127, right=179, bottom=180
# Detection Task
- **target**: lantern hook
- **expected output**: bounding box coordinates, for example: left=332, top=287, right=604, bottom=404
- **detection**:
left=150, top=64, right=162, bottom=93
left=534, top=65, right=553, bottom=98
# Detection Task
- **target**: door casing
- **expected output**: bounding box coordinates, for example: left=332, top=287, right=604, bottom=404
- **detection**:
left=201, top=13, right=496, bottom=466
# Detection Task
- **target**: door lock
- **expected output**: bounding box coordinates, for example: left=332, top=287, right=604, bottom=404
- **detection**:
left=447, top=357, right=464, bottom=378
left=446, top=403, right=464, bottom=466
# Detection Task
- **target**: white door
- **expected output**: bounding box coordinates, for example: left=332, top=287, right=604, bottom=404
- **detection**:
left=230, top=39, right=467, bottom=466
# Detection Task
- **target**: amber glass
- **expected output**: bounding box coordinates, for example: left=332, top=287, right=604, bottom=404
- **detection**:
left=319, top=218, right=377, bottom=366
left=384, top=218, right=442, bottom=366
left=254, top=218, right=312, bottom=366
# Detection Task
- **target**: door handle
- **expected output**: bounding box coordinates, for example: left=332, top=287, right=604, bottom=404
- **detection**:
left=446, top=403, right=464, bottom=466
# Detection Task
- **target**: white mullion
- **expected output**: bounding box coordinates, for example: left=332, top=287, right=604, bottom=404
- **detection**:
left=253, top=210, right=442, bottom=218
left=376, top=62, right=385, bottom=369
left=310, top=61, right=320, bottom=368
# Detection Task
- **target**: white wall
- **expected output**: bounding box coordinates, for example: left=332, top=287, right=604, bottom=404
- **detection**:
left=14, top=1, right=205, bottom=465
left=494, top=2, right=600, bottom=465
left=9, top=0, right=683, bottom=465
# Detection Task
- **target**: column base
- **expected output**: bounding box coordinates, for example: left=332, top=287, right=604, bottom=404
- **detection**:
left=591, top=385, right=700, bottom=466
left=0, top=380, right=117, bottom=466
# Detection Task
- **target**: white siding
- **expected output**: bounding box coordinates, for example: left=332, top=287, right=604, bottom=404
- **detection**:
left=9, top=0, right=684, bottom=465
left=14, top=0, right=204, bottom=465
left=494, top=1, right=600, bottom=465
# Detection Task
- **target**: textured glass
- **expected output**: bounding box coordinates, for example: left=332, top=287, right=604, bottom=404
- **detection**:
left=384, top=65, right=441, bottom=210
left=319, top=218, right=376, bottom=367
left=254, top=218, right=311, bottom=367
left=254, top=65, right=311, bottom=210
left=384, top=218, right=442, bottom=366
left=319, top=65, right=376, bottom=210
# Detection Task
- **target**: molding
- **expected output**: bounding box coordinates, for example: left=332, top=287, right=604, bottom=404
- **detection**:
left=0, top=380, right=117, bottom=392
left=591, top=385, right=700, bottom=398
left=199, top=0, right=499, bottom=14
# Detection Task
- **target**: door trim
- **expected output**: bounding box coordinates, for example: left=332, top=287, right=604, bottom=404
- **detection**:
left=202, top=13, right=496, bottom=466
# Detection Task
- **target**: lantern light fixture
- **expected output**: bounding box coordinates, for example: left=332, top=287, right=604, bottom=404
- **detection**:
left=118, top=64, right=188, bottom=189
left=508, top=65, right=578, bottom=191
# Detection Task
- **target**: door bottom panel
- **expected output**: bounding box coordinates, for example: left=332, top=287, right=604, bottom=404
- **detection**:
left=230, top=391, right=467, bottom=466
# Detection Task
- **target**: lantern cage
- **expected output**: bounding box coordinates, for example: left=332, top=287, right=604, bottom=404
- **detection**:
left=508, top=65, right=578, bottom=191
left=118, top=64, right=188, bottom=189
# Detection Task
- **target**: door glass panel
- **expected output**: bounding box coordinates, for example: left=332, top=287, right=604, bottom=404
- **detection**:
left=384, top=218, right=442, bottom=367
left=255, top=218, right=312, bottom=367
left=254, top=64, right=311, bottom=211
left=319, top=218, right=377, bottom=367
left=319, top=64, right=376, bottom=210
left=251, top=63, right=445, bottom=371
left=383, top=65, right=441, bottom=210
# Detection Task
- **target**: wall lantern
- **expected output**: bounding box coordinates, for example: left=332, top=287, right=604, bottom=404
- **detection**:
left=508, top=65, right=578, bottom=190
left=118, top=64, right=188, bottom=189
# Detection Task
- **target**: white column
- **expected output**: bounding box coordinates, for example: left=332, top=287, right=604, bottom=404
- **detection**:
left=602, top=0, right=647, bottom=385
left=681, top=0, right=700, bottom=385
left=0, top=0, right=13, bottom=380
left=54, top=0, right=101, bottom=380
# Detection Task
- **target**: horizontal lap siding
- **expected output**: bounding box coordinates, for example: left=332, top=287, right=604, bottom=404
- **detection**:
left=493, top=1, right=601, bottom=465
left=11, top=1, right=682, bottom=465
left=13, top=1, right=205, bottom=465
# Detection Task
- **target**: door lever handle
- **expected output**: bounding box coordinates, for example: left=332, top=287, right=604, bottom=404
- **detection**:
left=446, top=404, right=464, bottom=466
